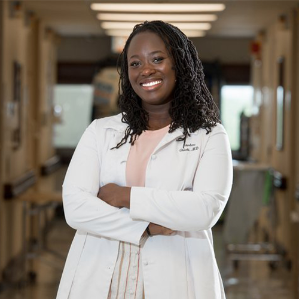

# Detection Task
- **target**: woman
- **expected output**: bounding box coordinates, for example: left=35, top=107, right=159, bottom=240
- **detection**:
left=56, top=21, right=233, bottom=299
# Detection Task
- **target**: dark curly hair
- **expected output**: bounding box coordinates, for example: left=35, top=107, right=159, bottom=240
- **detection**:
left=114, top=20, right=220, bottom=149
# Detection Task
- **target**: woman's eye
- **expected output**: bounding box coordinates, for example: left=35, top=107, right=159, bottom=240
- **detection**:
left=130, top=61, right=140, bottom=67
left=153, top=57, right=164, bottom=63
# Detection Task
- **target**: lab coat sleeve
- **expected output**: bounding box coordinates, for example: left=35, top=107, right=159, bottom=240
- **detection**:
left=62, top=119, right=148, bottom=245
left=130, top=124, right=233, bottom=231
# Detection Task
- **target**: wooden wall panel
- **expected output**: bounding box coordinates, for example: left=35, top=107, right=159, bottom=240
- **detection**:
left=36, top=22, right=57, bottom=167
left=0, top=2, right=57, bottom=279
left=291, top=8, right=299, bottom=299
left=250, top=11, right=298, bottom=281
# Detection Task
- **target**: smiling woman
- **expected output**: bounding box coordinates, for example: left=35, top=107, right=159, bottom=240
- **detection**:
left=56, top=21, right=233, bottom=299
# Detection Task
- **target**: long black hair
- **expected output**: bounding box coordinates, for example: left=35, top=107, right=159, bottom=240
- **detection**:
left=114, top=20, right=219, bottom=148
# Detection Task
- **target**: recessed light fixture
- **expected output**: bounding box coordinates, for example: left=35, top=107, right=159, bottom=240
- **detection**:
left=106, top=29, right=206, bottom=38
left=101, top=22, right=211, bottom=30
left=185, top=31, right=206, bottom=37
left=97, top=13, right=218, bottom=22
left=91, top=3, right=225, bottom=12
left=172, top=23, right=211, bottom=30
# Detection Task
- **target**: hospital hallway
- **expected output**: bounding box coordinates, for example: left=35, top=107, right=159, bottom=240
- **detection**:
left=1, top=0, right=299, bottom=298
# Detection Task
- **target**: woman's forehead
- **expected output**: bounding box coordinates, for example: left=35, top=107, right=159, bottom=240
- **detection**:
left=127, top=31, right=168, bottom=56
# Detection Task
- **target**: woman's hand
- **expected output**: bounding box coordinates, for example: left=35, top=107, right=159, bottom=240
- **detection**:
left=98, top=183, right=131, bottom=208
left=147, top=223, right=175, bottom=236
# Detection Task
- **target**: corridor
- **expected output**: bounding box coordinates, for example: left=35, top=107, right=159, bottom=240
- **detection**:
left=0, top=1, right=299, bottom=298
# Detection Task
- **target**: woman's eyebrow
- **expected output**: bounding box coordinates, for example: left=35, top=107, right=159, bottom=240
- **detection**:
left=129, top=50, right=165, bottom=60
left=149, top=50, right=165, bottom=55
left=129, top=54, right=139, bottom=60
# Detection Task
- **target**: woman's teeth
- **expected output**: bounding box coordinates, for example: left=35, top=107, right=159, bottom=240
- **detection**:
left=142, top=80, right=162, bottom=87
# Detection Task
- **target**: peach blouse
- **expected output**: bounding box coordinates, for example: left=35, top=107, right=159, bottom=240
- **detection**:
left=107, top=125, right=169, bottom=299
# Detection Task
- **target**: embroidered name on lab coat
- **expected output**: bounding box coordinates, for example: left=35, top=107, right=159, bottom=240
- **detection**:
left=179, top=143, right=199, bottom=152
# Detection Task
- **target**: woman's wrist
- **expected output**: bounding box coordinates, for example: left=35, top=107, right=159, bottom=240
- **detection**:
left=121, top=186, right=131, bottom=208
left=146, top=225, right=151, bottom=236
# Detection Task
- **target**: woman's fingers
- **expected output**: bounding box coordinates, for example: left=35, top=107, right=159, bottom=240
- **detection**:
left=148, top=223, right=175, bottom=236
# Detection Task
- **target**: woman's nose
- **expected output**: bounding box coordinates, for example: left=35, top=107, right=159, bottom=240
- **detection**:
left=141, top=64, right=156, bottom=76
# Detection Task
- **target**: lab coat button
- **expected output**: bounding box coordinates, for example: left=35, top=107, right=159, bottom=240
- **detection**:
left=151, top=155, right=157, bottom=160
left=144, top=260, right=148, bottom=266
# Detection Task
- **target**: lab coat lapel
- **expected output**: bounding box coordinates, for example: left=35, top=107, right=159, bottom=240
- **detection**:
left=153, top=129, right=184, bottom=154
left=114, top=131, right=131, bottom=187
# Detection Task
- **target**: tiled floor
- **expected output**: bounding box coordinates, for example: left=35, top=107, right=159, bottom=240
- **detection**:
left=0, top=217, right=74, bottom=299
left=0, top=217, right=293, bottom=299
left=215, top=224, right=293, bottom=299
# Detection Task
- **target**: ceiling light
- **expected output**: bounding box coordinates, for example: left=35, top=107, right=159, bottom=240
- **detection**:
left=185, top=30, right=206, bottom=37
left=91, top=3, right=225, bottom=12
left=106, top=29, right=133, bottom=37
left=97, top=13, right=217, bottom=22
left=105, top=29, right=206, bottom=38
left=172, top=23, right=211, bottom=30
left=101, top=22, right=211, bottom=30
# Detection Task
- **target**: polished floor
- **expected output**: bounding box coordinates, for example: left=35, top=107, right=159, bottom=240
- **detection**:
left=0, top=216, right=293, bottom=299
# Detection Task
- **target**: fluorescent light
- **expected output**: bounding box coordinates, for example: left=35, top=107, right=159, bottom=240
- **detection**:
left=106, top=29, right=206, bottom=38
left=172, top=23, right=211, bottom=30
left=97, top=13, right=217, bottom=22
left=101, top=22, right=211, bottom=30
left=101, top=22, right=136, bottom=30
left=91, top=3, right=225, bottom=12
left=185, top=30, right=206, bottom=37
left=106, top=30, right=132, bottom=37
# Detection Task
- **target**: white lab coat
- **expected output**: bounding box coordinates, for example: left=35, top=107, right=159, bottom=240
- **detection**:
left=56, top=113, right=233, bottom=299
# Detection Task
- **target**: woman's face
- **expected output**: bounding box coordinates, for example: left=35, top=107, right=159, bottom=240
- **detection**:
left=127, top=31, right=176, bottom=108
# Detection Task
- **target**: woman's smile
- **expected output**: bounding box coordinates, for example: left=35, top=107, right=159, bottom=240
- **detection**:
left=140, top=79, right=163, bottom=90
left=140, top=80, right=163, bottom=91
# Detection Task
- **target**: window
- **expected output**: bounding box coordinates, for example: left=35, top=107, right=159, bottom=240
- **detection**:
left=53, top=84, right=93, bottom=148
left=221, top=85, right=254, bottom=152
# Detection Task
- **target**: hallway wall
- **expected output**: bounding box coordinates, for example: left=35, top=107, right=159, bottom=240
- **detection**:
left=0, top=2, right=57, bottom=278
left=292, top=7, right=299, bottom=297
left=250, top=7, right=299, bottom=294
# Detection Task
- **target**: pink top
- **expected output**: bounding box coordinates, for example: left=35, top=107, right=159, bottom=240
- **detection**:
left=126, top=125, right=170, bottom=187
left=107, top=125, right=169, bottom=299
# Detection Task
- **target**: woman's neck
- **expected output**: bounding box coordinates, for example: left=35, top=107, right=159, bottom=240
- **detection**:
left=148, top=115, right=171, bottom=130
left=143, top=103, right=172, bottom=130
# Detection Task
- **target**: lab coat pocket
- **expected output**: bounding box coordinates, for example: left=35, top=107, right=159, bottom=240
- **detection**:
left=67, top=233, right=89, bottom=295
left=184, top=234, right=196, bottom=299
left=186, top=237, right=221, bottom=296
left=57, top=231, right=87, bottom=299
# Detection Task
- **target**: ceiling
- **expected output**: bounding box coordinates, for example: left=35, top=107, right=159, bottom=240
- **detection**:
left=22, top=0, right=299, bottom=38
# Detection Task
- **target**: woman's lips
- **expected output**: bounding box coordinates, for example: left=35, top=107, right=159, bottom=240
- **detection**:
left=140, top=80, right=162, bottom=90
